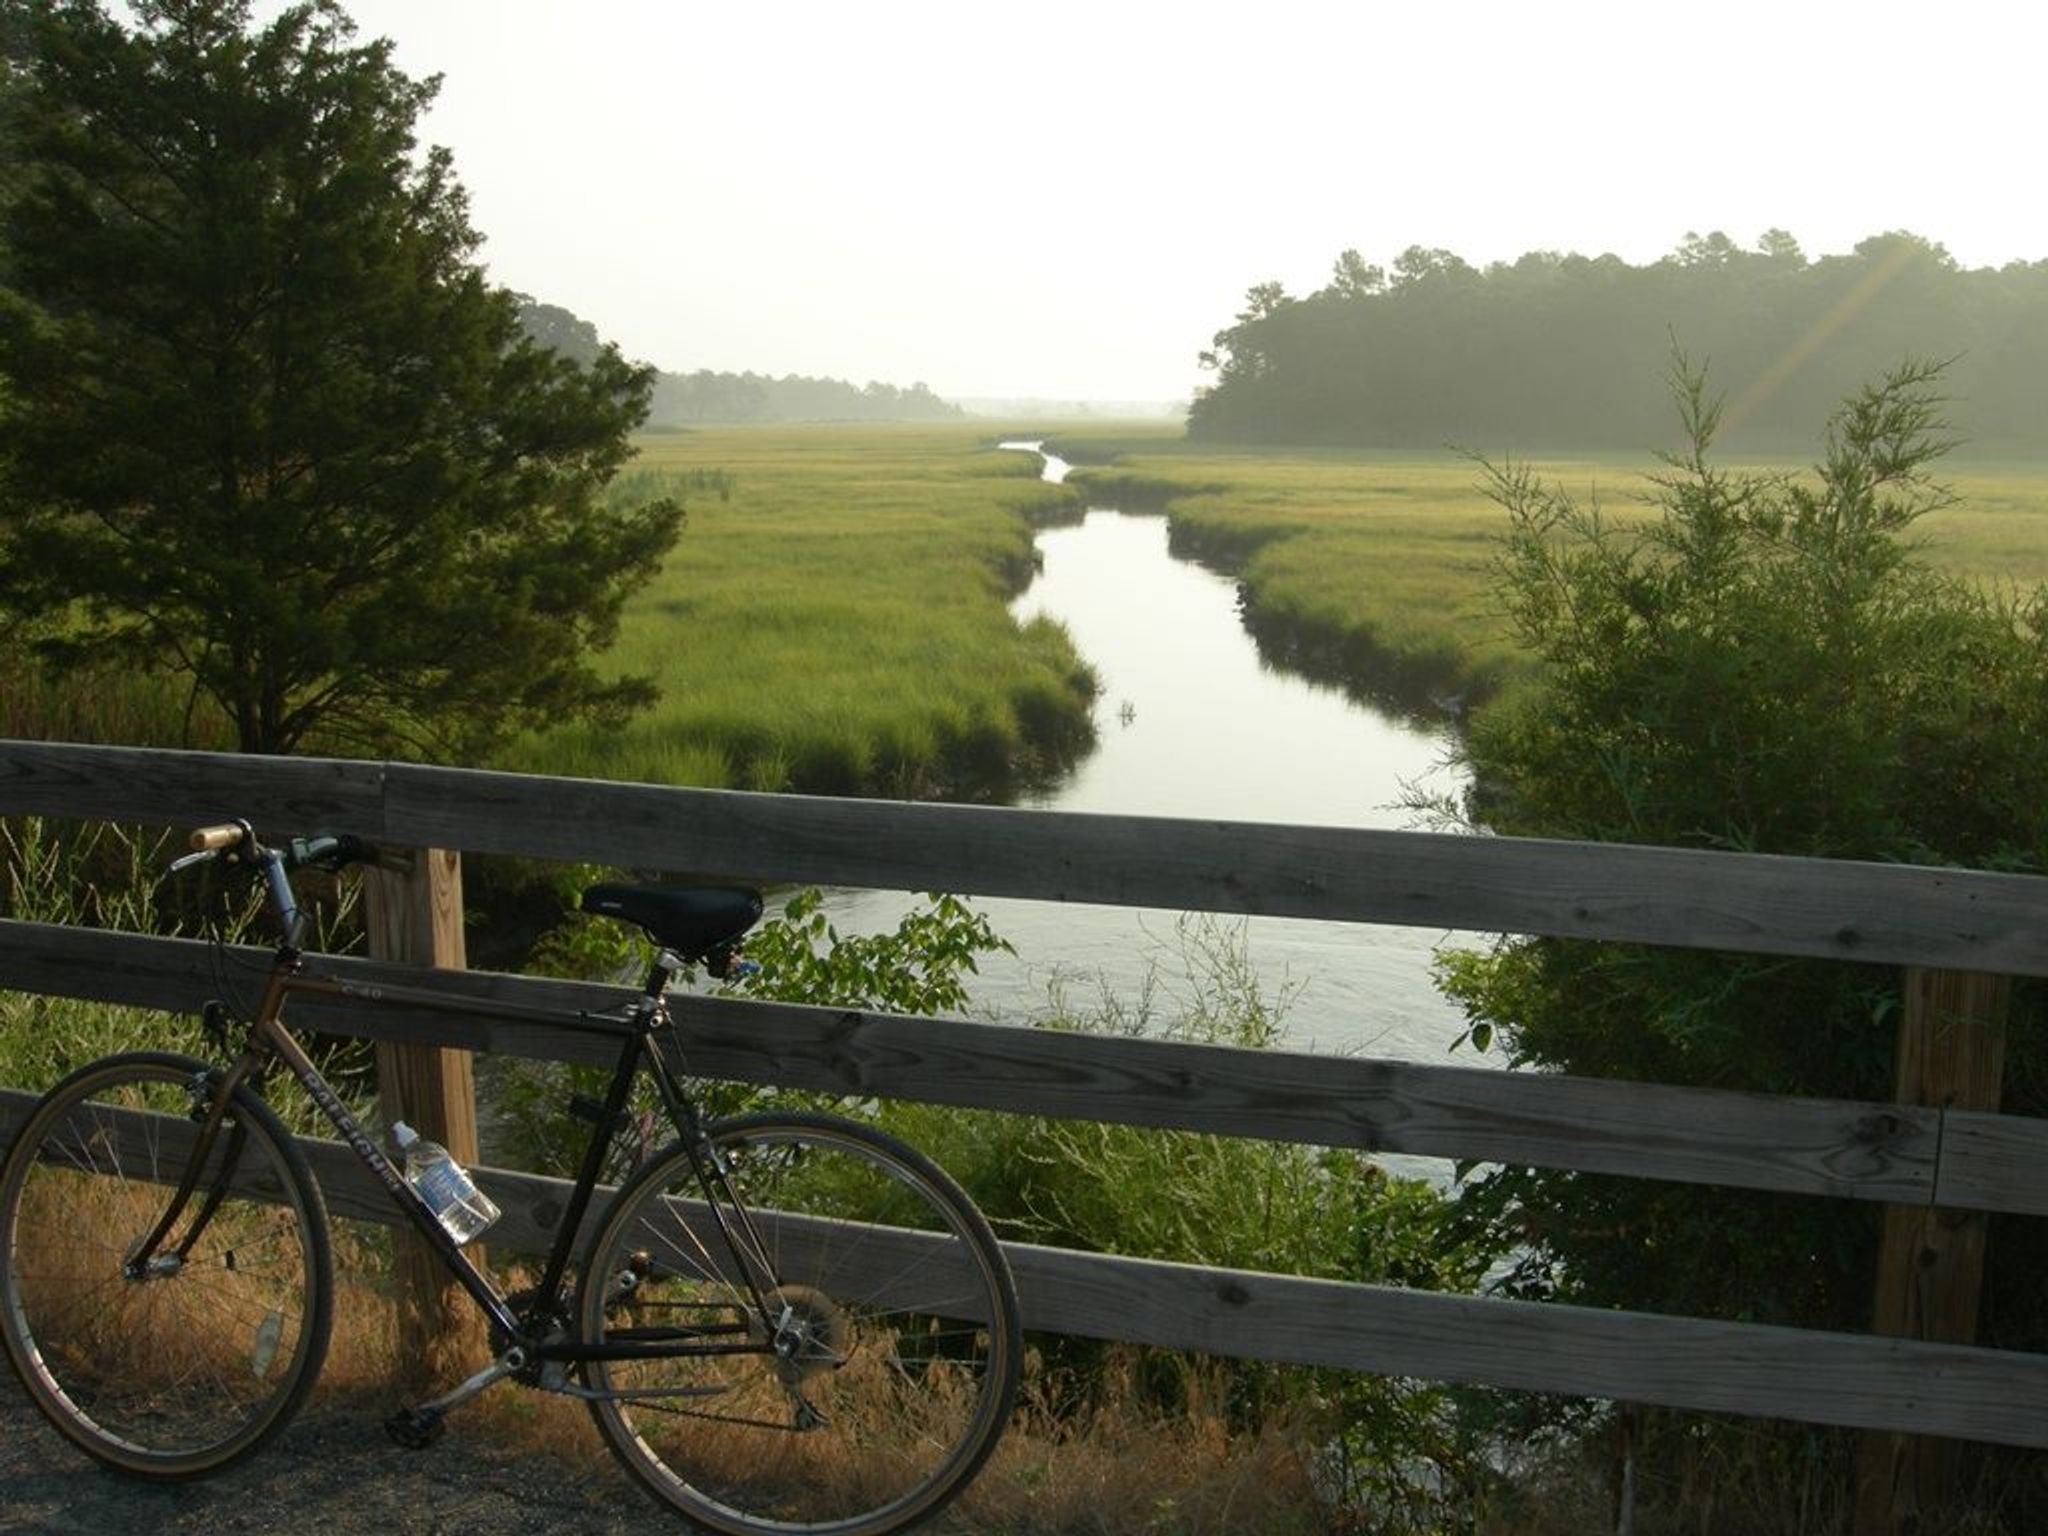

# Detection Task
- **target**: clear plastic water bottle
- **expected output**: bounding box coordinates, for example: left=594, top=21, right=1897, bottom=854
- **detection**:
left=392, top=1120, right=500, bottom=1244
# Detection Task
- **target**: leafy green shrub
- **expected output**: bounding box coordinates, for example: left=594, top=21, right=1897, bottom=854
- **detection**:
left=730, top=886, right=1010, bottom=1016
left=489, top=882, right=1013, bottom=1173
left=1431, top=359, right=2048, bottom=1519
left=867, top=922, right=1506, bottom=1528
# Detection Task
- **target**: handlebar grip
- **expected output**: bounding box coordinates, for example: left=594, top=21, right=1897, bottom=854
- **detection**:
left=188, top=824, right=245, bottom=852
left=285, top=832, right=379, bottom=871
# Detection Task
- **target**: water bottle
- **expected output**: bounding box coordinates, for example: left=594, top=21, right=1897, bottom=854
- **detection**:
left=392, top=1120, right=500, bottom=1244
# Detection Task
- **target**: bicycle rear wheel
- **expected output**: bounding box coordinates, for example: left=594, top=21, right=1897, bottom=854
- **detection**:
left=579, top=1111, right=1021, bottom=1536
left=0, top=1051, right=332, bottom=1478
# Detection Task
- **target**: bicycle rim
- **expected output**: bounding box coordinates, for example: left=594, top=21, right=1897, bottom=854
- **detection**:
left=0, top=1051, right=333, bottom=1478
left=580, top=1112, right=1020, bottom=1536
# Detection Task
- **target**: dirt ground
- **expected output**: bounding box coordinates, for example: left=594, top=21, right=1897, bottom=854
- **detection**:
left=0, top=1371, right=661, bottom=1536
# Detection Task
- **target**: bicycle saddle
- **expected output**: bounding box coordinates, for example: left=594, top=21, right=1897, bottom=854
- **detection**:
left=581, top=884, right=764, bottom=958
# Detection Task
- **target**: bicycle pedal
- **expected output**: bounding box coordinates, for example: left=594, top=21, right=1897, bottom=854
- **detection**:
left=382, top=1404, right=445, bottom=1450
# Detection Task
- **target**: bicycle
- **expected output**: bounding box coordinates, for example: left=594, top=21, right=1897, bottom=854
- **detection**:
left=0, top=820, right=1021, bottom=1536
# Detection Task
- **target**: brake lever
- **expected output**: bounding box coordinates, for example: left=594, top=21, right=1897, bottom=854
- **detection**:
left=168, top=848, right=221, bottom=876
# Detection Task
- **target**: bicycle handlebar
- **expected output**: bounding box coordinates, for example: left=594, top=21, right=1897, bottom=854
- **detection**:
left=176, top=823, right=379, bottom=873
left=169, top=823, right=382, bottom=946
left=283, top=832, right=379, bottom=872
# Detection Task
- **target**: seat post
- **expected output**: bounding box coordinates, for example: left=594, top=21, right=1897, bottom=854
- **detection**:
left=640, top=950, right=684, bottom=1000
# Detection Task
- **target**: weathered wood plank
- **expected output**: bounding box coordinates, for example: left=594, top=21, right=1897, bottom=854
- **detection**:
left=1857, top=969, right=2013, bottom=1531
left=665, top=993, right=1940, bottom=1204
left=0, top=918, right=1950, bottom=1208
left=0, top=740, right=385, bottom=834
left=0, top=918, right=632, bottom=1067
left=364, top=846, right=484, bottom=1385
left=378, top=758, right=2048, bottom=974
left=1934, top=1109, right=2048, bottom=1215
left=995, top=1243, right=2048, bottom=1450
left=6, top=1089, right=2043, bottom=1451
left=8, top=739, right=2048, bottom=973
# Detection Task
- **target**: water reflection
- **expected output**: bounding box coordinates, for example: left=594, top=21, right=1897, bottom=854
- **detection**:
left=824, top=457, right=1476, bottom=1068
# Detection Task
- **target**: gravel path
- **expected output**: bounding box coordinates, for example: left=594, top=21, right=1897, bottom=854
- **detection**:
left=0, top=1373, right=661, bottom=1535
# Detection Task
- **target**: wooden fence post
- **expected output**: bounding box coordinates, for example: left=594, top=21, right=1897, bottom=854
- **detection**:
left=1852, top=967, right=2010, bottom=1536
left=363, top=846, right=487, bottom=1388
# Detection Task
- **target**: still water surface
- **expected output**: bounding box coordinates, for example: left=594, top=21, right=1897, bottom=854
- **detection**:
left=823, top=448, right=1474, bottom=1064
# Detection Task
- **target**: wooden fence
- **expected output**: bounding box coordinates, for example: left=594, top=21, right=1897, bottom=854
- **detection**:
left=4, top=739, right=2048, bottom=1528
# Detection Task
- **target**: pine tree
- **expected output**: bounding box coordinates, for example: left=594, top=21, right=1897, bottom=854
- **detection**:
left=0, top=0, right=682, bottom=757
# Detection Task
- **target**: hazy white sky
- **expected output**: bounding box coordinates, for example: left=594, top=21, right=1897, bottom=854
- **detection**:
left=321, top=0, right=2045, bottom=402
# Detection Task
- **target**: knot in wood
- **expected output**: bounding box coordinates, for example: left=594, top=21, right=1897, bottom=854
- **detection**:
left=1218, top=1280, right=1251, bottom=1307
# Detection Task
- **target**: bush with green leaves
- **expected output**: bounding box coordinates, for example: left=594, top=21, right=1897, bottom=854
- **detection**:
left=488, top=882, right=1015, bottom=1174
left=850, top=921, right=1506, bottom=1526
left=726, top=886, right=1011, bottom=1017
left=501, top=894, right=1508, bottom=1523
left=1429, top=359, right=2048, bottom=1517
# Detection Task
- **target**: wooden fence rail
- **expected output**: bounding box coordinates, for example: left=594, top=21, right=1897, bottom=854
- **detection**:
left=5, top=918, right=2024, bottom=1213
left=1, top=1083, right=2042, bottom=1452
left=7, top=740, right=2048, bottom=974
left=4, top=740, right=2048, bottom=1488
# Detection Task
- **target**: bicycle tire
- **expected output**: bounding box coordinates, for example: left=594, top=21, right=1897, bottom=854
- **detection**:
left=0, top=1050, right=334, bottom=1478
left=579, top=1111, right=1021, bottom=1536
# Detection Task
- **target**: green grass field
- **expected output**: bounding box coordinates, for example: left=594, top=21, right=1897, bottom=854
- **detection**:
left=503, top=424, right=1098, bottom=796
left=16, top=419, right=2045, bottom=801
left=1046, top=424, right=2048, bottom=714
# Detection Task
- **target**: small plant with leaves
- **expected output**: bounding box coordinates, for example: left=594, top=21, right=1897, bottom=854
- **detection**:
left=1431, top=356, right=2048, bottom=1523
left=724, top=886, right=1012, bottom=1017
left=489, top=883, right=1014, bottom=1174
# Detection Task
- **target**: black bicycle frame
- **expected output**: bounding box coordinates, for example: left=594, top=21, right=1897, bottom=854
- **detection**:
left=152, top=942, right=788, bottom=1373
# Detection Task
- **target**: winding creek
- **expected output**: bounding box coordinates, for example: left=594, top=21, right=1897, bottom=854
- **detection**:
left=821, top=445, right=1477, bottom=1067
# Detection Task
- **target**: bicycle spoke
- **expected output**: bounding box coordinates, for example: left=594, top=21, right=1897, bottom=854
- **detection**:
left=580, top=1113, right=1018, bottom=1536
left=1, top=1055, right=333, bottom=1477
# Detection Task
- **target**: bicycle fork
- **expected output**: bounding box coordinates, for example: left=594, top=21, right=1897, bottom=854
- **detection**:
left=119, top=1052, right=269, bottom=1280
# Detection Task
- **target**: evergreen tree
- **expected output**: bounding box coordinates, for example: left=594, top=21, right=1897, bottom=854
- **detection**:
left=0, top=0, right=682, bottom=757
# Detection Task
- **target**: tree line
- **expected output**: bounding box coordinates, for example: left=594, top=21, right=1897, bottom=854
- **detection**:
left=518, top=301, right=962, bottom=426
left=1191, top=232, right=2048, bottom=453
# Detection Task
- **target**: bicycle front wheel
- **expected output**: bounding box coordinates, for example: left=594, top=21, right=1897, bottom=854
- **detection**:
left=579, top=1112, right=1021, bottom=1536
left=0, top=1051, right=333, bottom=1478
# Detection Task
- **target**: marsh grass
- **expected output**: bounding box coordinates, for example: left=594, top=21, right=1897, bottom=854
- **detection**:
left=1044, top=425, right=2048, bottom=720
left=1, top=426, right=1097, bottom=801
left=0, top=650, right=237, bottom=751
left=13, top=419, right=2042, bottom=805
left=509, top=424, right=1098, bottom=797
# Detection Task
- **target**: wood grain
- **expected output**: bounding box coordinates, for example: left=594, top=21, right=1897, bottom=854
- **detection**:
left=1856, top=969, right=2015, bottom=1533
left=364, top=846, right=484, bottom=1385
left=6, top=1089, right=2043, bottom=1450
left=7, top=739, right=2048, bottom=972
left=0, top=918, right=1971, bottom=1210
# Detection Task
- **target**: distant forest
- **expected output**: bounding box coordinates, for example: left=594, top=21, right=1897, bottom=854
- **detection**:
left=517, top=301, right=962, bottom=426
left=1190, top=231, right=2048, bottom=453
